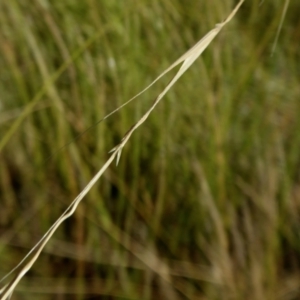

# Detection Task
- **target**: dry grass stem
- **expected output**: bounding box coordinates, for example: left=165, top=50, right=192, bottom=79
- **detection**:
left=0, top=1, right=244, bottom=299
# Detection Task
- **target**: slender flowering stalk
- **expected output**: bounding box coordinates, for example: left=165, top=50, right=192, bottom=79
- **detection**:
left=0, top=1, right=245, bottom=299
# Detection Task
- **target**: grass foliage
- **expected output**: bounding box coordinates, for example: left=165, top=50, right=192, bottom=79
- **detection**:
left=0, top=0, right=300, bottom=299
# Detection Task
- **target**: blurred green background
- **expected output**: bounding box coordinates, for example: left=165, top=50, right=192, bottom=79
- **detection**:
left=1, top=0, right=300, bottom=299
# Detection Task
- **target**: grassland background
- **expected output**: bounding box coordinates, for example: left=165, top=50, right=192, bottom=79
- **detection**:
left=0, top=0, right=300, bottom=299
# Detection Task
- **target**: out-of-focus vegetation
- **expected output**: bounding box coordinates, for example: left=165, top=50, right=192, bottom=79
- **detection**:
left=0, top=0, right=300, bottom=299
